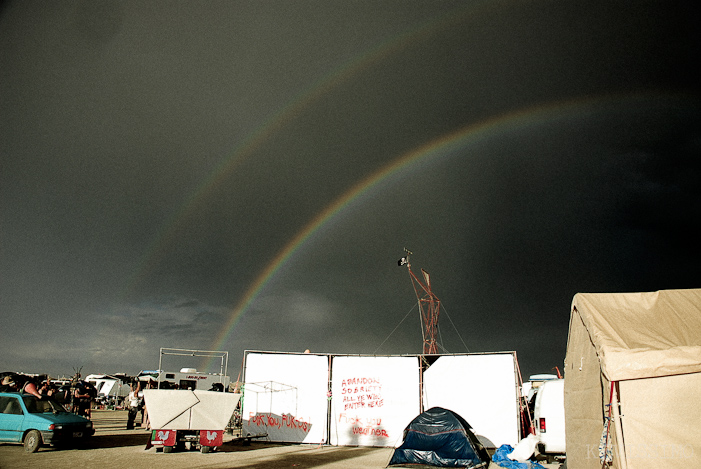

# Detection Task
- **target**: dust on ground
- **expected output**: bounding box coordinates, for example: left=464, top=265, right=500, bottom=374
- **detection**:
left=0, top=409, right=562, bottom=469
left=0, top=409, right=393, bottom=469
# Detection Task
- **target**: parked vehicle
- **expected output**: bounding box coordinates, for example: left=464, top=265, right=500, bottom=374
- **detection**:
left=523, top=373, right=559, bottom=402
left=533, top=378, right=565, bottom=461
left=0, top=392, right=94, bottom=452
left=138, top=368, right=230, bottom=391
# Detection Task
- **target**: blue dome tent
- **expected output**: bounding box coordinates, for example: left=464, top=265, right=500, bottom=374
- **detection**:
left=388, top=407, right=491, bottom=468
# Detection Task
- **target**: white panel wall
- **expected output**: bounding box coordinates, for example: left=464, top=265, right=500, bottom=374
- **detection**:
left=422, top=353, right=520, bottom=447
left=329, top=356, right=420, bottom=447
left=241, top=351, right=521, bottom=448
left=242, top=352, right=329, bottom=443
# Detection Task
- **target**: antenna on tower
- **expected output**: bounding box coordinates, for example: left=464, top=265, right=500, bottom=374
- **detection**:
left=398, top=249, right=440, bottom=355
left=397, top=247, right=412, bottom=266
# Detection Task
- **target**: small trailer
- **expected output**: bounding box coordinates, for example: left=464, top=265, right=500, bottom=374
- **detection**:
left=144, top=389, right=241, bottom=453
left=143, top=347, right=240, bottom=453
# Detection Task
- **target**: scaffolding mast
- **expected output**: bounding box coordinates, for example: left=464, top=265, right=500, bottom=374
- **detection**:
left=398, top=249, right=440, bottom=354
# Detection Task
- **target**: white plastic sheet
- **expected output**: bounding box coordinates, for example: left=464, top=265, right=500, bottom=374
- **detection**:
left=143, top=389, right=241, bottom=430
left=242, top=352, right=329, bottom=443
left=329, top=356, right=420, bottom=447
left=422, top=353, right=520, bottom=447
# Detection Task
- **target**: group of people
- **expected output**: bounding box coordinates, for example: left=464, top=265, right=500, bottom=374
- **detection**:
left=0, top=372, right=96, bottom=418
left=71, top=376, right=95, bottom=418
left=0, top=373, right=45, bottom=398
left=1, top=373, right=231, bottom=431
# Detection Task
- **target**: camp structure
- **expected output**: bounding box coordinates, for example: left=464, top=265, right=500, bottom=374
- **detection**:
left=84, top=374, right=130, bottom=405
left=241, top=351, right=522, bottom=448
left=388, top=407, right=490, bottom=468
left=143, top=389, right=242, bottom=453
left=564, top=288, right=701, bottom=469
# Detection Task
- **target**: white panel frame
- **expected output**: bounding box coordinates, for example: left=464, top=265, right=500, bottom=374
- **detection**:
left=242, top=351, right=329, bottom=443
left=422, top=353, right=520, bottom=448
left=329, top=355, right=420, bottom=447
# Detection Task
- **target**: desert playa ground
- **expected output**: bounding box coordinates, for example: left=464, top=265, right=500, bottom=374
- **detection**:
left=0, top=409, right=561, bottom=469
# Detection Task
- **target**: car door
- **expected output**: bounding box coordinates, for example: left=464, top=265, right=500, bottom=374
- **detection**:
left=0, top=395, right=26, bottom=442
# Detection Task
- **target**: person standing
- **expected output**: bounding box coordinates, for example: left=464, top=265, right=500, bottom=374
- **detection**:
left=126, top=381, right=142, bottom=430
left=73, top=381, right=93, bottom=418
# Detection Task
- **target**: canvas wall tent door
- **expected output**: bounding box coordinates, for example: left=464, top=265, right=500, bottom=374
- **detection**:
left=564, top=288, right=701, bottom=469
left=388, top=407, right=491, bottom=468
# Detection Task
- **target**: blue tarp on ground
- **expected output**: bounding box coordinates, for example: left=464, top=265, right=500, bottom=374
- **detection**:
left=491, top=445, right=546, bottom=469
left=388, top=407, right=491, bottom=468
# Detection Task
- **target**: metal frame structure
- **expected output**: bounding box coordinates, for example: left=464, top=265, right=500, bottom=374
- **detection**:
left=244, top=381, right=299, bottom=417
left=157, top=348, right=229, bottom=389
left=399, top=249, right=441, bottom=354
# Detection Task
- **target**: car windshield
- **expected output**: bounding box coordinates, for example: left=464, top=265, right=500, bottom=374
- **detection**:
left=22, top=395, right=67, bottom=414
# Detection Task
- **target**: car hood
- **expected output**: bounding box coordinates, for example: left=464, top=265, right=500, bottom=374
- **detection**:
left=24, top=412, right=91, bottom=425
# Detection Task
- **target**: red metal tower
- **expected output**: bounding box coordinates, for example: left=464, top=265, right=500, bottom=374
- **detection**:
left=398, top=249, right=440, bottom=354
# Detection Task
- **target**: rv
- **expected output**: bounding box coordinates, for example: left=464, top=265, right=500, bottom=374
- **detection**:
left=137, top=368, right=230, bottom=391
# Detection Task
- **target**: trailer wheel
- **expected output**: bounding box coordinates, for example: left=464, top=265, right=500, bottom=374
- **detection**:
left=163, top=445, right=174, bottom=453
left=201, top=445, right=212, bottom=453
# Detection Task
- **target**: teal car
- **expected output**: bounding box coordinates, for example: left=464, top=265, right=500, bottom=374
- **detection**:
left=0, top=392, right=94, bottom=452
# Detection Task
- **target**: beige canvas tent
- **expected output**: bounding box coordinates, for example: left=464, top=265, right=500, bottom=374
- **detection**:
left=564, top=288, right=701, bottom=469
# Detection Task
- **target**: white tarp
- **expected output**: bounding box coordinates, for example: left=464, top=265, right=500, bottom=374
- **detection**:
left=422, top=353, right=520, bottom=448
left=242, top=352, right=329, bottom=443
left=143, top=389, right=241, bottom=430
left=329, top=356, right=420, bottom=447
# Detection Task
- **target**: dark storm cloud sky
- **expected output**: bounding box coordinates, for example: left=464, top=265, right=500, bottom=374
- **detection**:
left=1, top=1, right=700, bottom=380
